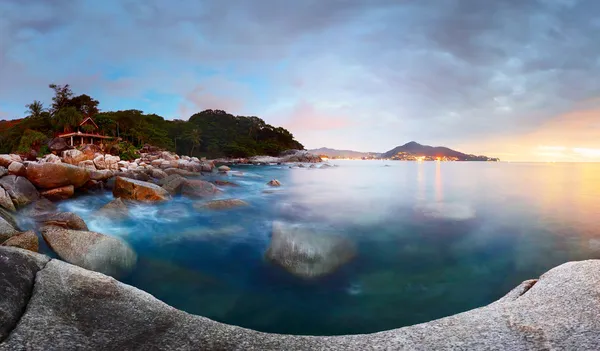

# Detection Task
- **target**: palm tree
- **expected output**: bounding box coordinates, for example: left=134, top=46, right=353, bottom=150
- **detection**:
left=25, top=100, right=45, bottom=119
left=54, top=107, right=83, bottom=132
left=185, top=128, right=201, bottom=156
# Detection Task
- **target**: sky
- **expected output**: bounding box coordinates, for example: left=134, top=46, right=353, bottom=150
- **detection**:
left=1, top=0, right=600, bottom=162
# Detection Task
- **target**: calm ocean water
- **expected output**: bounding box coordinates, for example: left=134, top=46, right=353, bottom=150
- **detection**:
left=50, top=161, right=600, bottom=335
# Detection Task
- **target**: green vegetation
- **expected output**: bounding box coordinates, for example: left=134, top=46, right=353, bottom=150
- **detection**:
left=0, top=84, right=303, bottom=158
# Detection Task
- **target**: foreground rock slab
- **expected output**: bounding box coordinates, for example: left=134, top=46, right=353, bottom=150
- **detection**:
left=41, top=226, right=136, bottom=277
left=113, top=176, right=170, bottom=202
left=2, top=245, right=600, bottom=350
left=0, top=175, right=39, bottom=208
left=194, top=199, right=249, bottom=211
left=40, top=185, right=75, bottom=201
left=1, top=230, right=38, bottom=252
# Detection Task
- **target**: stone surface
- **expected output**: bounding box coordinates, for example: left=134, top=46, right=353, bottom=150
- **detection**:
left=40, top=185, right=75, bottom=201
left=113, top=176, right=170, bottom=202
left=181, top=179, right=218, bottom=198
left=77, top=160, right=96, bottom=171
left=0, top=188, right=15, bottom=212
left=150, top=168, right=168, bottom=179
left=194, top=199, right=249, bottom=211
left=97, top=198, right=129, bottom=219
left=0, top=216, right=18, bottom=243
left=7, top=162, right=26, bottom=177
left=0, top=167, right=7, bottom=178
left=265, top=221, right=356, bottom=279
left=39, top=154, right=61, bottom=164
left=48, top=137, right=71, bottom=154
left=0, top=155, right=13, bottom=168
left=41, top=226, right=136, bottom=277
left=0, top=247, right=49, bottom=343
left=1, top=231, right=38, bottom=252
left=213, top=180, right=239, bottom=187
left=20, top=198, right=57, bottom=218
left=218, top=165, right=231, bottom=172
left=160, top=174, right=186, bottom=195
left=0, top=175, right=40, bottom=208
left=25, top=163, right=90, bottom=189
left=164, top=168, right=198, bottom=177
left=2, top=247, right=600, bottom=349
left=89, top=169, right=113, bottom=181
left=61, top=149, right=86, bottom=165
left=267, top=179, right=282, bottom=187
left=33, top=212, right=88, bottom=231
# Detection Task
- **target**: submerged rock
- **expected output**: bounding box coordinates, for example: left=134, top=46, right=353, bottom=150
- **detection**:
left=213, top=180, right=239, bottom=187
left=267, top=179, right=281, bottom=187
left=1, top=230, right=38, bottom=252
left=113, top=176, right=170, bottom=202
left=98, top=198, right=129, bottom=219
left=218, top=165, right=230, bottom=173
left=194, top=199, right=249, bottom=211
left=181, top=179, right=218, bottom=198
left=33, top=212, right=88, bottom=231
left=26, top=163, right=90, bottom=189
left=40, top=185, right=75, bottom=201
left=0, top=175, right=40, bottom=208
left=41, top=226, right=136, bottom=277
left=265, top=221, right=356, bottom=278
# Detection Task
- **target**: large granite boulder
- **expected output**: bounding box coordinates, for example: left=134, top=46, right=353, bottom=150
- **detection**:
left=149, top=168, right=168, bottom=180
left=40, top=185, right=75, bottom=201
left=2, top=246, right=600, bottom=349
left=77, top=160, right=97, bottom=171
left=79, top=144, right=101, bottom=160
left=89, top=169, right=113, bottom=181
left=39, top=153, right=62, bottom=164
left=20, top=198, right=57, bottom=218
left=1, top=230, right=38, bottom=252
left=0, top=216, right=18, bottom=243
left=0, top=175, right=40, bottom=208
left=265, top=221, right=356, bottom=279
left=93, top=154, right=120, bottom=171
left=0, top=188, right=15, bottom=212
left=113, top=176, right=170, bottom=202
left=33, top=212, right=88, bottom=231
left=61, top=149, right=87, bottom=165
left=7, top=162, right=26, bottom=177
left=0, top=155, right=13, bottom=168
left=194, top=199, right=249, bottom=211
left=48, top=137, right=71, bottom=154
left=181, top=179, right=218, bottom=198
left=159, top=174, right=186, bottom=195
left=26, top=163, right=90, bottom=189
left=41, top=226, right=136, bottom=277
left=0, top=247, right=49, bottom=342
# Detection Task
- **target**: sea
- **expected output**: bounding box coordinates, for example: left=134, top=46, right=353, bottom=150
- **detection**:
left=40, top=160, right=600, bottom=336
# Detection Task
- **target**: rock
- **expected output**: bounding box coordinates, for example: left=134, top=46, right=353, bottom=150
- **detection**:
left=150, top=168, right=168, bottom=180
left=194, top=199, right=249, bottom=211
left=20, top=198, right=57, bottom=218
left=90, top=169, right=113, bottom=181
left=62, top=149, right=86, bottom=165
left=98, top=198, right=129, bottom=219
left=33, top=212, right=88, bottom=231
left=218, top=165, right=231, bottom=173
left=2, top=247, right=600, bottom=349
left=265, top=221, right=356, bottom=278
left=213, top=180, right=239, bottom=187
left=0, top=155, right=13, bottom=168
left=0, top=215, right=18, bottom=243
left=159, top=174, right=186, bottom=195
left=161, top=151, right=177, bottom=161
left=0, top=187, right=16, bottom=212
left=0, top=247, right=49, bottom=342
left=0, top=175, right=40, bottom=208
left=113, top=176, right=170, bottom=202
left=201, top=162, right=214, bottom=172
left=0, top=166, right=7, bottom=178
left=39, top=153, right=62, bottom=164
left=41, top=226, right=136, bottom=277
left=48, top=137, right=71, bottom=154
left=181, top=179, right=218, bottom=198
left=40, top=185, right=75, bottom=201
left=115, top=171, right=151, bottom=182
left=2, top=230, right=38, bottom=252
left=77, top=160, right=97, bottom=171
left=26, top=162, right=90, bottom=189
left=267, top=179, right=281, bottom=187
left=7, top=161, right=26, bottom=176
left=94, top=154, right=120, bottom=171
left=79, top=144, right=101, bottom=159
left=164, top=168, right=198, bottom=177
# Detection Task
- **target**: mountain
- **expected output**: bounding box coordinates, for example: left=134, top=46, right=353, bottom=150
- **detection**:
left=308, top=147, right=381, bottom=159
left=381, top=141, right=499, bottom=161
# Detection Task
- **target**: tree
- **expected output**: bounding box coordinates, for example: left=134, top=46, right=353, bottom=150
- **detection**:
left=25, top=100, right=45, bottom=119
left=69, top=94, right=99, bottom=117
left=53, top=107, right=83, bottom=132
left=184, top=128, right=201, bottom=156
left=49, top=84, right=74, bottom=115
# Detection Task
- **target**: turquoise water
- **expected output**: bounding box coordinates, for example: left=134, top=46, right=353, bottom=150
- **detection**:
left=52, top=161, right=600, bottom=335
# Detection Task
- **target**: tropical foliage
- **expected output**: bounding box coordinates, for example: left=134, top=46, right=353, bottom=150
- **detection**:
left=0, top=84, right=304, bottom=157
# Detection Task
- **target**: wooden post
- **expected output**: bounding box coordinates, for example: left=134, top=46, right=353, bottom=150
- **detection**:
left=70, top=136, right=73, bottom=146
left=81, top=136, right=83, bottom=145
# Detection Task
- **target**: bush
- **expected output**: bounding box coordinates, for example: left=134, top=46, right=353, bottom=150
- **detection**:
left=118, top=142, right=139, bottom=161
left=16, top=129, right=47, bottom=154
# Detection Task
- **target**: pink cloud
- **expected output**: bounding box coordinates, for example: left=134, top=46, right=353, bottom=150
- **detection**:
left=283, top=101, right=352, bottom=131
left=177, top=85, right=245, bottom=120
